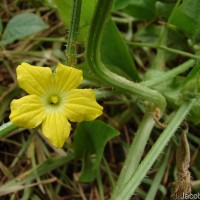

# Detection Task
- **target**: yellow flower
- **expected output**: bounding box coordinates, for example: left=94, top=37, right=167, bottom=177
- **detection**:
left=9, top=63, right=103, bottom=147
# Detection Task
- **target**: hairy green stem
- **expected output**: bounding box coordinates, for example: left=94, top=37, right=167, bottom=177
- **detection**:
left=110, top=99, right=195, bottom=200
left=145, top=146, right=171, bottom=200
left=66, top=0, right=82, bottom=66
left=112, top=113, right=155, bottom=195
left=86, top=0, right=166, bottom=110
left=0, top=122, right=18, bottom=138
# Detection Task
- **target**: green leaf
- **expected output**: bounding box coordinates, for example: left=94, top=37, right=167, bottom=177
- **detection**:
left=0, top=13, right=48, bottom=46
left=113, top=0, right=131, bottom=10
left=53, top=0, right=71, bottom=27
left=124, top=0, right=156, bottom=20
left=101, top=19, right=140, bottom=81
left=155, top=1, right=175, bottom=19
left=157, top=0, right=177, bottom=3
left=170, top=0, right=200, bottom=38
left=134, top=25, right=162, bottom=43
left=73, top=120, right=119, bottom=182
left=53, top=0, right=97, bottom=42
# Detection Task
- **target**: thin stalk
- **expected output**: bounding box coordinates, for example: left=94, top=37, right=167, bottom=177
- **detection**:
left=11, top=133, right=34, bottom=167
left=112, top=113, right=155, bottom=195
left=142, top=59, right=195, bottom=87
left=110, top=99, right=195, bottom=200
left=145, top=145, right=171, bottom=200
left=97, top=170, right=105, bottom=200
left=0, top=122, right=18, bottom=138
left=29, top=141, right=44, bottom=192
left=150, top=28, right=167, bottom=70
left=31, top=37, right=65, bottom=42
left=86, top=0, right=166, bottom=110
left=66, top=0, right=82, bottom=66
left=130, top=42, right=200, bottom=60
left=103, top=157, right=116, bottom=189
left=150, top=0, right=182, bottom=70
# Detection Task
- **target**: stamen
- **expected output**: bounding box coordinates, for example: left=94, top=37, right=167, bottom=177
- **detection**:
left=50, top=95, right=59, bottom=104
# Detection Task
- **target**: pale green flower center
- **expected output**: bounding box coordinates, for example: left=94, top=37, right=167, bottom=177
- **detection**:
left=41, top=91, right=67, bottom=114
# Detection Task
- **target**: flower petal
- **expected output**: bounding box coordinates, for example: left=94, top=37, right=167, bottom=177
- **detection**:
left=17, top=63, right=53, bottom=95
left=9, top=95, right=45, bottom=128
left=55, top=63, right=83, bottom=92
left=65, top=89, right=103, bottom=122
left=42, top=112, right=71, bottom=148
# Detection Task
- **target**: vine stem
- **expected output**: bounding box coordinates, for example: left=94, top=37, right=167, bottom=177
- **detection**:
left=0, top=122, right=18, bottom=138
left=86, top=0, right=166, bottom=111
left=112, top=114, right=155, bottom=195
left=66, top=0, right=82, bottom=67
left=110, top=99, right=195, bottom=200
